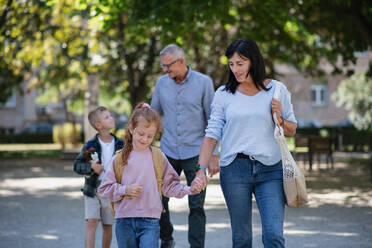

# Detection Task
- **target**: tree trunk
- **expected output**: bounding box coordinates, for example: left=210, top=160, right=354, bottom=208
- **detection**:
left=84, top=73, right=99, bottom=142
left=126, top=37, right=158, bottom=109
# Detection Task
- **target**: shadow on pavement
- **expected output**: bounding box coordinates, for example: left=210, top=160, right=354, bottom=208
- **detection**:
left=0, top=158, right=371, bottom=248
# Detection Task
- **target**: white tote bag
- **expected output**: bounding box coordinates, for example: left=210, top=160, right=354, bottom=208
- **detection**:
left=273, top=82, right=308, bottom=208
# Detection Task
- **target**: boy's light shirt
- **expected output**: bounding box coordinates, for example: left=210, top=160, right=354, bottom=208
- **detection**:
left=98, top=137, right=115, bottom=180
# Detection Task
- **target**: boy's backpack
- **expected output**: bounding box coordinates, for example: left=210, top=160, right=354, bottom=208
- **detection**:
left=109, top=146, right=164, bottom=216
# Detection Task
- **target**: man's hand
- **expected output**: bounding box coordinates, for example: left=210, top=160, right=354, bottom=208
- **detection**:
left=91, top=163, right=104, bottom=174
left=208, top=155, right=220, bottom=177
left=125, top=184, right=143, bottom=198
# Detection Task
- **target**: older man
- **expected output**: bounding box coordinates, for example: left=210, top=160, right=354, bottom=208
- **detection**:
left=151, top=44, right=219, bottom=248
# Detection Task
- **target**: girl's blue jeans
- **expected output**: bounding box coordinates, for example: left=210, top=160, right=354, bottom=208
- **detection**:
left=220, top=155, right=285, bottom=248
left=115, top=217, right=160, bottom=248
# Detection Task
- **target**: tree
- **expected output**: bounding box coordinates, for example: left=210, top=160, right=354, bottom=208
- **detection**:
left=33, top=0, right=94, bottom=122
left=294, top=0, right=372, bottom=75
left=135, top=0, right=372, bottom=87
left=2, top=0, right=371, bottom=109
left=333, top=72, right=372, bottom=130
left=0, top=0, right=54, bottom=103
left=90, top=0, right=162, bottom=107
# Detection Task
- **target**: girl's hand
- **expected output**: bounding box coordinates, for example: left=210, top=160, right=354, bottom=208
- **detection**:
left=271, top=98, right=282, bottom=125
left=125, top=184, right=143, bottom=198
left=195, top=169, right=208, bottom=190
left=190, top=176, right=203, bottom=194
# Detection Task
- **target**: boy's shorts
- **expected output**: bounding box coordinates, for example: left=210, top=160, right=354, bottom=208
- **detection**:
left=84, top=194, right=114, bottom=225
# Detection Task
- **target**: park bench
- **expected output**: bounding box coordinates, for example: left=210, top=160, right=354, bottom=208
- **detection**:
left=294, top=134, right=334, bottom=171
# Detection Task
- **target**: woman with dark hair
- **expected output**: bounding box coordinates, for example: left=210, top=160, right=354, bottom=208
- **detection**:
left=195, top=38, right=297, bottom=247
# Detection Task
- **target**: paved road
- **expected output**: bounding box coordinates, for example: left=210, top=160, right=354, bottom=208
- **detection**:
left=0, top=156, right=371, bottom=248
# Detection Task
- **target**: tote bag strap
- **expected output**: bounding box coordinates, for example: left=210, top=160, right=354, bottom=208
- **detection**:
left=273, top=81, right=282, bottom=100
left=273, top=82, right=284, bottom=137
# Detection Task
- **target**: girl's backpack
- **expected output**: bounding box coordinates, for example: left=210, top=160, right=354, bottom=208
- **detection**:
left=109, top=146, right=164, bottom=216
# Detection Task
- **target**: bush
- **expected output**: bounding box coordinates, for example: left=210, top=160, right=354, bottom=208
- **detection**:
left=0, top=123, right=83, bottom=145
left=114, top=129, right=125, bottom=140
left=0, top=133, right=53, bottom=143
left=53, top=123, right=83, bottom=148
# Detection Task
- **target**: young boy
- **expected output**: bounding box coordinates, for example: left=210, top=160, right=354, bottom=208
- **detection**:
left=74, top=106, right=124, bottom=248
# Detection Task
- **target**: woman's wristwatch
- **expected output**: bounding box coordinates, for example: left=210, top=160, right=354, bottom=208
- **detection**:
left=196, top=164, right=207, bottom=174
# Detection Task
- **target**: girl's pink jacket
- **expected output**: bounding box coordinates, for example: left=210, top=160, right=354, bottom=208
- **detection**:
left=98, top=147, right=191, bottom=219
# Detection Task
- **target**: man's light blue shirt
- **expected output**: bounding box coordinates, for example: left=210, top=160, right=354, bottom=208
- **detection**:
left=151, top=67, right=217, bottom=160
left=205, top=80, right=297, bottom=166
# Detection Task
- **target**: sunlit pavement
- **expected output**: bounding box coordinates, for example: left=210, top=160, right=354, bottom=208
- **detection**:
left=0, top=157, right=371, bottom=248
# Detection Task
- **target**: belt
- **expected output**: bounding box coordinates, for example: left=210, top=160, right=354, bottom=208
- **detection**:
left=237, top=153, right=255, bottom=160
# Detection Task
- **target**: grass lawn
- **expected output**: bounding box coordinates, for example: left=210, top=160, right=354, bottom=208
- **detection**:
left=0, top=149, right=61, bottom=159
left=0, top=143, right=82, bottom=159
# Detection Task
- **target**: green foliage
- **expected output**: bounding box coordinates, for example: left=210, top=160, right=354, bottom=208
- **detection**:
left=0, top=149, right=61, bottom=159
left=1, top=0, right=371, bottom=112
left=99, top=82, right=132, bottom=115
left=0, top=0, right=54, bottom=103
left=333, top=72, right=372, bottom=130
left=295, top=0, right=372, bottom=74
left=114, top=128, right=125, bottom=140
left=53, top=122, right=82, bottom=146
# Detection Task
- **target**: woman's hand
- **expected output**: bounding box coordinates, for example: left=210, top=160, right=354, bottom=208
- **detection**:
left=208, top=155, right=220, bottom=177
left=271, top=98, right=283, bottom=125
left=190, top=176, right=204, bottom=194
left=195, top=169, right=208, bottom=190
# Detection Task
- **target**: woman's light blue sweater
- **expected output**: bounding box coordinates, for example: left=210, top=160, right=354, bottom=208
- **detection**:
left=205, top=80, right=297, bottom=166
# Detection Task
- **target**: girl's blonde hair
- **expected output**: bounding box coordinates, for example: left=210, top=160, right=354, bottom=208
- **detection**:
left=121, top=103, right=161, bottom=165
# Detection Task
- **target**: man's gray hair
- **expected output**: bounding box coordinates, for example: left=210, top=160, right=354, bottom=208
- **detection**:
left=160, top=44, right=185, bottom=59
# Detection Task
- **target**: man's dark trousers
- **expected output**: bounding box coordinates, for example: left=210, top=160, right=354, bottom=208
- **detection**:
left=160, top=155, right=206, bottom=248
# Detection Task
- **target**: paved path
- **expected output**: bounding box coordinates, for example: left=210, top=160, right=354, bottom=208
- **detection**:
left=0, top=156, right=371, bottom=248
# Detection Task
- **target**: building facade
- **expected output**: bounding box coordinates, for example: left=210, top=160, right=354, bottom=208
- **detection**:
left=276, top=52, right=371, bottom=127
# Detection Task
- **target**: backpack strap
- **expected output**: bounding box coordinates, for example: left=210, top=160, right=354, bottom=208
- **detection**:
left=114, top=149, right=125, bottom=184
left=114, top=147, right=164, bottom=199
left=110, top=146, right=164, bottom=216
left=113, top=149, right=132, bottom=199
left=151, top=146, right=164, bottom=199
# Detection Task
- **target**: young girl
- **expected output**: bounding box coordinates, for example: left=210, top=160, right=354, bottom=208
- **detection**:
left=98, top=103, right=202, bottom=248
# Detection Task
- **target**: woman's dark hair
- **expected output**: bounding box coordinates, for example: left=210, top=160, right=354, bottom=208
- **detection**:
left=224, top=38, right=269, bottom=94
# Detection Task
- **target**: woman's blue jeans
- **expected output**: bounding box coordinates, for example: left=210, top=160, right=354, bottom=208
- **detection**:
left=220, top=156, right=285, bottom=248
left=115, top=217, right=160, bottom=248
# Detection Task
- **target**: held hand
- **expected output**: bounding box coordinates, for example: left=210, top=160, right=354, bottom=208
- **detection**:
left=208, top=155, right=220, bottom=177
left=125, top=184, right=143, bottom=198
left=91, top=163, right=104, bottom=174
left=195, top=169, right=208, bottom=190
left=190, top=176, right=204, bottom=194
left=271, top=98, right=282, bottom=124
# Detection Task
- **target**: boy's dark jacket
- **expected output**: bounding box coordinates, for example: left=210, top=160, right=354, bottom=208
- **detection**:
left=74, top=133, right=124, bottom=197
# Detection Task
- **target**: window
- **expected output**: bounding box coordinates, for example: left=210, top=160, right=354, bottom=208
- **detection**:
left=311, top=84, right=327, bottom=106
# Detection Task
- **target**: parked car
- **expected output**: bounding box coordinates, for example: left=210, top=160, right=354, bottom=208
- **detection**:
left=17, top=124, right=53, bottom=134
left=5, top=124, right=55, bottom=143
